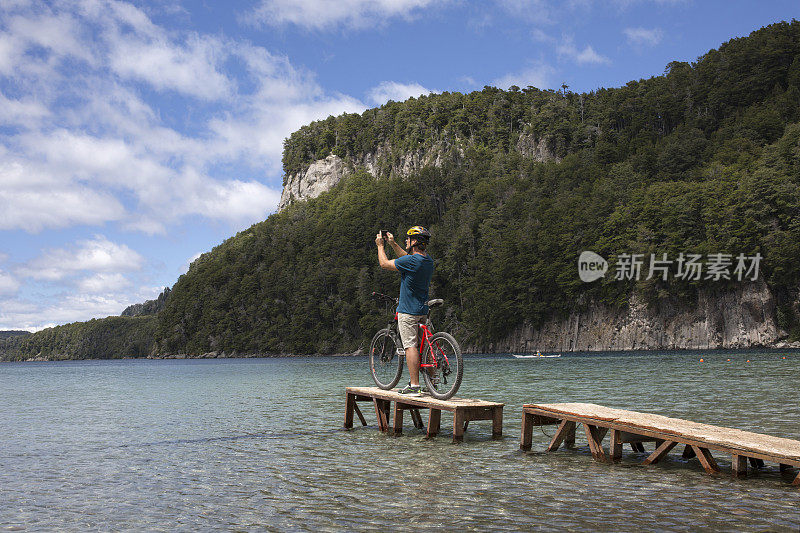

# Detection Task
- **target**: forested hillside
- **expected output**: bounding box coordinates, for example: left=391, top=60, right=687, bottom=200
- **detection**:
left=4, top=21, right=800, bottom=360
left=155, top=21, right=800, bottom=355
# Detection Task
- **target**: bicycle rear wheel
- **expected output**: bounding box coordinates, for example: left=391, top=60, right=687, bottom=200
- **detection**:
left=369, top=328, right=403, bottom=390
left=422, top=332, right=463, bottom=400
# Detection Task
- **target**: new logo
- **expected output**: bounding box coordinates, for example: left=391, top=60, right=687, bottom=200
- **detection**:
left=578, top=251, right=608, bottom=282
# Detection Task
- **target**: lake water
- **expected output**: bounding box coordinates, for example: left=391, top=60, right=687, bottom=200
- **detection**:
left=1, top=350, right=799, bottom=532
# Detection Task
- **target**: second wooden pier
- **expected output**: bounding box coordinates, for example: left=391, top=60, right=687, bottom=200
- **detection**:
left=344, top=386, right=504, bottom=442
left=521, top=402, right=800, bottom=486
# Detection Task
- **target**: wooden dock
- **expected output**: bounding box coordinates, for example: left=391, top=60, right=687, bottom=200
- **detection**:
left=344, top=386, right=504, bottom=442
left=521, top=403, right=800, bottom=486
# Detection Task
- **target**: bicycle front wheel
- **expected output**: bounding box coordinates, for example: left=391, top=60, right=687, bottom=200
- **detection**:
left=369, top=328, right=403, bottom=390
left=422, top=332, right=463, bottom=400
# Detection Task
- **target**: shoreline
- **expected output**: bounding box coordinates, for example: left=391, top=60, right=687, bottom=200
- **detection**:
left=5, top=345, right=800, bottom=363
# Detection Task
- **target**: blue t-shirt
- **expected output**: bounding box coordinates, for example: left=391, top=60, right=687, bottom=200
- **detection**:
left=395, top=253, right=434, bottom=315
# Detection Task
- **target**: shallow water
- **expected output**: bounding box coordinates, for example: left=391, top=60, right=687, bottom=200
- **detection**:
left=1, top=350, right=799, bottom=531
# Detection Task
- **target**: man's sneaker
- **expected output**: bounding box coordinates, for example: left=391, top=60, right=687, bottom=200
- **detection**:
left=398, top=383, right=422, bottom=395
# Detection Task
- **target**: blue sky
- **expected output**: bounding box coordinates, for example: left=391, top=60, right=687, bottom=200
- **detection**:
left=0, top=0, right=798, bottom=331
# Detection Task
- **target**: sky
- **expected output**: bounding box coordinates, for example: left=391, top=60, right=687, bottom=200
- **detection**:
left=0, top=0, right=798, bottom=331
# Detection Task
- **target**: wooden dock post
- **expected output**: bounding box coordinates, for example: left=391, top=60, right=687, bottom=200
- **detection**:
left=345, top=387, right=504, bottom=443
left=520, top=402, right=800, bottom=487
left=731, top=454, right=748, bottom=477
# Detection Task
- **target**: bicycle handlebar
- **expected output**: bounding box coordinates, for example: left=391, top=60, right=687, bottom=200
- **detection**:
left=371, top=291, right=399, bottom=304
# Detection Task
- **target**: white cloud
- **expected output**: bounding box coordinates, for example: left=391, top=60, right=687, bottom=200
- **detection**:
left=0, top=92, right=50, bottom=128
left=0, top=1, right=370, bottom=235
left=623, top=27, right=663, bottom=47
left=77, top=273, right=132, bottom=294
left=0, top=293, right=144, bottom=331
left=367, top=81, right=435, bottom=106
left=20, top=236, right=144, bottom=281
left=495, top=0, right=554, bottom=24
left=492, top=62, right=555, bottom=90
left=0, top=161, right=126, bottom=232
left=0, top=270, right=20, bottom=296
left=557, top=36, right=611, bottom=65
left=249, top=0, right=438, bottom=30
left=107, top=33, right=233, bottom=100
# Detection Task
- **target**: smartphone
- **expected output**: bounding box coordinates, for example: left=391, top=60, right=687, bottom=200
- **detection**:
left=380, top=230, right=388, bottom=240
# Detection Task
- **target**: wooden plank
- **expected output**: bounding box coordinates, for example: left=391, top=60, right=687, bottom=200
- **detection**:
left=610, top=429, right=623, bottom=460
left=547, top=420, right=575, bottom=452
left=393, top=403, right=403, bottom=436
left=692, top=446, right=720, bottom=474
left=520, top=411, right=535, bottom=451
left=428, top=408, right=441, bottom=439
left=348, top=386, right=503, bottom=411
left=643, top=440, right=677, bottom=465
left=584, top=424, right=606, bottom=461
left=344, top=392, right=355, bottom=429
left=794, top=471, right=800, bottom=486
left=453, top=409, right=466, bottom=443
left=731, top=454, right=748, bottom=477
left=353, top=402, right=367, bottom=426
left=492, top=406, right=503, bottom=438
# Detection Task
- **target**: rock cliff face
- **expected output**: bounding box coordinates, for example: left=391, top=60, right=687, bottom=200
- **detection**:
left=278, top=136, right=556, bottom=210
left=470, top=281, right=787, bottom=353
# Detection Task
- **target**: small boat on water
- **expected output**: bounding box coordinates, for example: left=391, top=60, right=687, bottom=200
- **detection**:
left=512, top=351, right=561, bottom=359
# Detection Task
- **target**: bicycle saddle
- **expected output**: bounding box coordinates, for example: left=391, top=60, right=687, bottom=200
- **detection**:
left=426, top=299, right=444, bottom=307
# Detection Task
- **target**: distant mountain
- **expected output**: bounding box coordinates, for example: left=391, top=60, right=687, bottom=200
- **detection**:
left=5, top=20, right=800, bottom=360
left=0, top=330, right=31, bottom=340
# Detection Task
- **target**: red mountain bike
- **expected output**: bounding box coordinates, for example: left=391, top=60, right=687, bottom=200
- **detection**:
left=369, top=292, right=463, bottom=400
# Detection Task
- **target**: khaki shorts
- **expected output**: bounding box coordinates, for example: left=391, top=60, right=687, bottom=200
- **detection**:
left=397, top=313, right=426, bottom=350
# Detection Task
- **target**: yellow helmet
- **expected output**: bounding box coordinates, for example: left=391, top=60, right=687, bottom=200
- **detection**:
left=406, top=226, right=431, bottom=242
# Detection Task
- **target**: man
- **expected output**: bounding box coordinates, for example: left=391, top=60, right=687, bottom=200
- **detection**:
left=375, top=226, right=434, bottom=394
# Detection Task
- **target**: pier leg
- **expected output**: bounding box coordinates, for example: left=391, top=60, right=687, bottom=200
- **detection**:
left=344, top=392, right=355, bottom=429
left=748, top=458, right=765, bottom=469
left=682, top=445, right=696, bottom=459
left=610, top=429, right=623, bottom=461
left=353, top=403, right=367, bottom=426
left=584, top=424, right=606, bottom=461
left=492, top=407, right=503, bottom=439
left=779, top=463, right=792, bottom=473
left=691, top=446, right=720, bottom=475
left=373, top=399, right=389, bottom=432
left=520, top=412, right=534, bottom=451
left=793, top=471, right=800, bottom=486
left=453, top=409, right=466, bottom=443
left=427, top=409, right=441, bottom=439
left=547, top=420, right=575, bottom=452
left=564, top=422, right=576, bottom=448
left=630, top=442, right=646, bottom=453
left=410, top=409, right=424, bottom=429
left=643, top=440, right=677, bottom=465
left=393, top=404, right=404, bottom=436
left=731, top=455, right=748, bottom=477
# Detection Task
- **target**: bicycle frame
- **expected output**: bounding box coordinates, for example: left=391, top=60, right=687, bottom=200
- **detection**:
left=390, top=311, right=450, bottom=370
